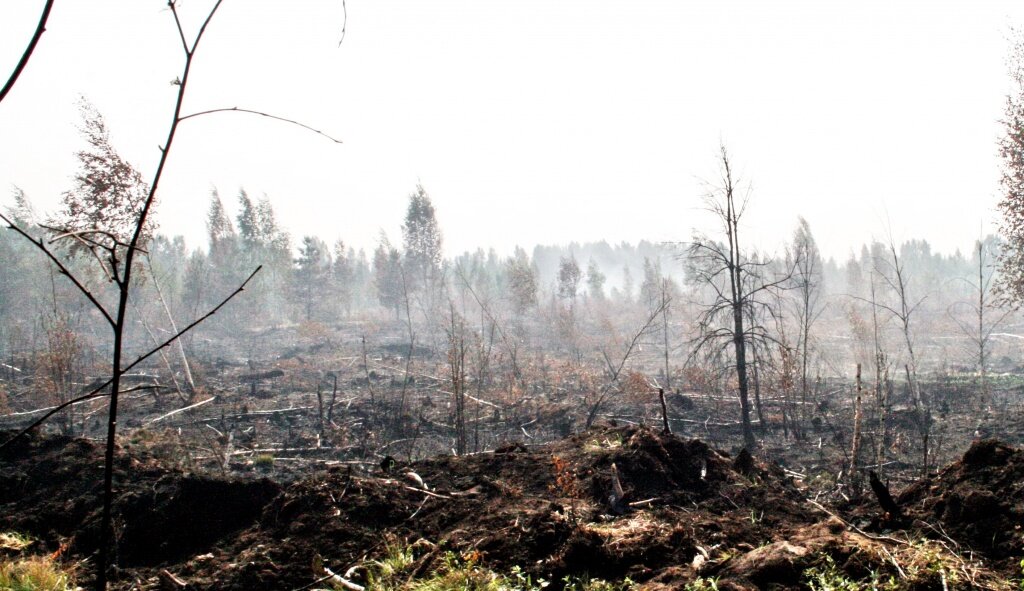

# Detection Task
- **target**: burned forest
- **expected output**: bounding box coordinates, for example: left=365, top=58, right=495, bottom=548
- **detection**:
left=4, top=2, right=1024, bottom=590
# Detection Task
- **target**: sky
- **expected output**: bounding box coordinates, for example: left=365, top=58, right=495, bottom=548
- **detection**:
left=2, top=0, right=1024, bottom=263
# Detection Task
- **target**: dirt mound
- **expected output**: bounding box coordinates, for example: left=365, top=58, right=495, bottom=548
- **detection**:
left=5, top=426, right=1020, bottom=589
left=170, top=425, right=821, bottom=590
left=0, top=430, right=281, bottom=571
left=899, top=438, right=1024, bottom=561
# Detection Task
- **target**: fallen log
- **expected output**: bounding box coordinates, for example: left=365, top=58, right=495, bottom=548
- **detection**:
left=239, top=369, right=285, bottom=381
left=147, top=396, right=216, bottom=424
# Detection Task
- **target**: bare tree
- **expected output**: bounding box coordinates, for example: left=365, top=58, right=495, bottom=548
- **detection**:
left=444, top=302, right=468, bottom=455
left=949, top=238, right=1010, bottom=409
left=686, top=146, right=789, bottom=450
left=873, top=236, right=930, bottom=475
left=787, top=217, right=824, bottom=432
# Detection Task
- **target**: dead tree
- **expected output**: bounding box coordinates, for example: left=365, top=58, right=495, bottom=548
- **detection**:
left=787, top=217, right=824, bottom=435
left=685, top=145, right=792, bottom=450
left=874, top=236, right=930, bottom=476
left=850, top=363, right=864, bottom=497
left=949, top=238, right=1010, bottom=409
left=444, top=302, right=468, bottom=455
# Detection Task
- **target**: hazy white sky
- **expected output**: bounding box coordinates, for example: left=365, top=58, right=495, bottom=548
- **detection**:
left=2, top=1, right=1024, bottom=262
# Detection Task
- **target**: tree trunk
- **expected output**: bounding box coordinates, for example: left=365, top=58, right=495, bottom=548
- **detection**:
left=851, top=363, right=864, bottom=497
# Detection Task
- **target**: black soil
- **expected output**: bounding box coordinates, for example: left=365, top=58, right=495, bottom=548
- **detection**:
left=2, top=427, right=1022, bottom=590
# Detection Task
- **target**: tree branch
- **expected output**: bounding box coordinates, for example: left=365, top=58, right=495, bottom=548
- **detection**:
left=0, top=0, right=55, bottom=105
left=178, top=107, right=343, bottom=143
left=0, top=213, right=115, bottom=327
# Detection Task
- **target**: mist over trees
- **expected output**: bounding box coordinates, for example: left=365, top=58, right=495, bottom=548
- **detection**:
left=2, top=162, right=1015, bottom=408
left=1, top=43, right=1021, bottom=481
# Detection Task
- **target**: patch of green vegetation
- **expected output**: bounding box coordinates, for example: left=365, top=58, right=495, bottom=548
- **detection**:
left=0, top=533, right=75, bottom=591
left=339, top=539, right=633, bottom=591
left=684, top=576, right=719, bottom=591
left=804, top=555, right=897, bottom=591
left=584, top=434, right=624, bottom=452
left=561, top=574, right=633, bottom=591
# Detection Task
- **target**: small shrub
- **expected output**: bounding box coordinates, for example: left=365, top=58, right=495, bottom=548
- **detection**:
left=684, top=577, right=719, bottom=591
left=0, top=555, right=75, bottom=591
left=346, top=538, right=551, bottom=591
left=804, top=555, right=897, bottom=591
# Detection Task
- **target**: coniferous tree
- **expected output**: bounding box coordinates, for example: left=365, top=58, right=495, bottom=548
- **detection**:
left=402, top=184, right=443, bottom=295
left=586, top=258, right=606, bottom=300
left=333, top=239, right=353, bottom=318
left=507, top=247, right=538, bottom=318
left=373, top=237, right=404, bottom=320
left=294, top=236, right=332, bottom=322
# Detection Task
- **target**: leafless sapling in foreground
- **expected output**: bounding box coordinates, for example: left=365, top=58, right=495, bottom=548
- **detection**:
left=0, top=2, right=341, bottom=588
left=850, top=363, right=864, bottom=498
left=444, top=302, right=469, bottom=455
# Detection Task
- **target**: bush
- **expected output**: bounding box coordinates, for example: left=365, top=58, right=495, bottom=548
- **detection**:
left=254, top=453, right=275, bottom=469
left=0, top=533, right=75, bottom=591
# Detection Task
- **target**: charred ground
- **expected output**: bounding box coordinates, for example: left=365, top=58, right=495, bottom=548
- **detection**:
left=2, top=423, right=1023, bottom=590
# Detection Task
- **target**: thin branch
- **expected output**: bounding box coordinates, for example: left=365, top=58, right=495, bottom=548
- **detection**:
left=0, top=266, right=261, bottom=452
left=0, top=213, right=115, bottom=327
left=338, top=0, right=347, bottom=47
left=169, top=1, right=189, bottom=54
left=0, top=0, right=55, bottom=104
left=178, top=107, right=343, bottom=143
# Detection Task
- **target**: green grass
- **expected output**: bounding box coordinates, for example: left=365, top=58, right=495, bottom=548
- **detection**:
left=683, top=577, right=719, bottom=591
left=0, top=532, right=75, bottom=591
left=0, top=556, right=75, bottom=591
left=337, top=539, right=632, bottom=591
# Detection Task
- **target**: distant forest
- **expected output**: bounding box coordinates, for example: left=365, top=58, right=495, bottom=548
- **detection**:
left=0, top=179, right=1014, bottom=385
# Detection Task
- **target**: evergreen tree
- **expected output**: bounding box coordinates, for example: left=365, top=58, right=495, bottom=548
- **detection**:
left=294, top=236, right=332, bottom=322
left=639, top=257, right=663, bottom=308
left=507, top=247, right=538, bottom=317
left=586, top=258, right=606, bottom=300
left=557, top=254, right=581, bottom=302
left=333, top=239, right=353, bottom=318
left=373, top=237, right=404, bottom=320
left=401, top=184, right=443, bottom=293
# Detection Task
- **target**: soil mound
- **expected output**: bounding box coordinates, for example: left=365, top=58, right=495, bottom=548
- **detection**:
left=899, top=438, right=1024, bottom=561
left=5, top=427, right=1021, bottom=589
left=174, top=425, right=819, bottom=590
left=0, top=430, right=281, bottom=569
